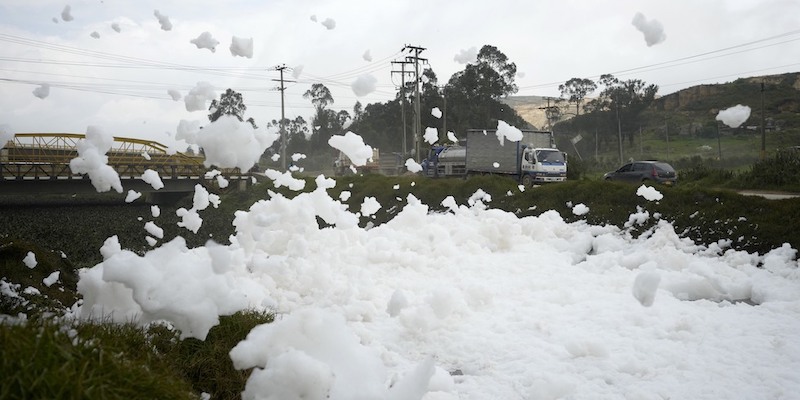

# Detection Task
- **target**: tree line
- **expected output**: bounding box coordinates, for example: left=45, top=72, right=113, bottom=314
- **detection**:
left=207, top=45, right=660, bottom=164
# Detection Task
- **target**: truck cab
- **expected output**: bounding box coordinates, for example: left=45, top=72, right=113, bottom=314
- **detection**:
left=521, top=147, right=567, bottom=184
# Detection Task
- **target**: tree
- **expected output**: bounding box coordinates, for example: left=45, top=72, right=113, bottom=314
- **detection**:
left=336, top=110, right=351, bottom=129
left=585, top=74, right=659, bottom=146
left=303, top=83, right=338, bottom=150
left=349, top=99, right=404, bottom=152
left=352, top=101, right=364, bottom=123
left=302, top=83, right=352, bottom=153
left=559, top=78, right=597, bottom=116
left=417, top=68, right=445, bottom=140
left=473, top=44, right=518, bottom=96
left=208, top=88, right=248, bottom=123
left=266, top=116, right=310, bottom=156
left=303, top=84, right=333, bottom=112
left=443, top=45, right=528, bottom=135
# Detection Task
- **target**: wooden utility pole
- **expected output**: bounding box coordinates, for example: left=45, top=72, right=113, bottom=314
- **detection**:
left=442, top=86, right=447, bottom=139
left=616, top=99, right=623, bottom=164
left=538, top=97, right=562, bottom=131
left=403, top=45, right=426, bottom=162
left=391, top=59, right=414, bottom=157
left=760, top=81, right=766, bottom=159
left=665, top=114, right=670, bottom=160
left=271, top=64, right=294, bottom=170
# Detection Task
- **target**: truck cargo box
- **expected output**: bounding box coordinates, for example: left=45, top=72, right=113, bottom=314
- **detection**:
left=465, top=129, right=555, bottom=174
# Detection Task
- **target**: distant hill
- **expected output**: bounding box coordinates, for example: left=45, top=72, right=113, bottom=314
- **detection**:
left=652, top=72, right=800, bottom=114
left=504, top=72, right=800, bottom=131
left=500, top=96, right=556, bottom=129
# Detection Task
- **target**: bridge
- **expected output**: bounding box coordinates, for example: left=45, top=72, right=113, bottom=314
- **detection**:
left=1, top=133, right=252, bottom=200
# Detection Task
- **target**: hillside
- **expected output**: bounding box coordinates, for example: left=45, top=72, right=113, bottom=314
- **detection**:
left=505, top=72, right=800, bottom=132
left=504, top=72, right=800, bottom=167
left=654, top=73, right=800, bottom=114
left=500, top=96, right=552, bottom=129
left=501, top=95, right=586, bottom=129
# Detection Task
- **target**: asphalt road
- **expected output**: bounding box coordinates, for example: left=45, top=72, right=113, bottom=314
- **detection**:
left=738, top=190, right=800, bottom=200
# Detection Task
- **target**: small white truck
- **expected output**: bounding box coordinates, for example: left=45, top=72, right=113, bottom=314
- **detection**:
left=465, top=129, right=567, bottom=185
left=423, top=130, right=567, bottom=185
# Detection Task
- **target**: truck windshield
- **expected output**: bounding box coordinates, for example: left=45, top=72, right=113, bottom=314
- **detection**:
left=535, top=150, right=564, bottom=163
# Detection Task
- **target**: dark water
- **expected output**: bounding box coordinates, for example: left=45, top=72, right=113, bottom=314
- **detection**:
left=0, top=193, right=233, bottom=267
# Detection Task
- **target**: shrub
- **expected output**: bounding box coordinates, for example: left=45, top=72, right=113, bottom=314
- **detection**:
left=739, top=149, right=800, bottom=190
left=566, top=155, right=588, bottom=180
left=0, top=317, right=196, bottom=400
left=166, top=310, right=275, bottom=400
left=678, top=164, right=736, bottom=185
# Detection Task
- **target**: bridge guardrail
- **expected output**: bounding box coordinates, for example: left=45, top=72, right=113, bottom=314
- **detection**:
left=1, top=133, right=249, bottom=184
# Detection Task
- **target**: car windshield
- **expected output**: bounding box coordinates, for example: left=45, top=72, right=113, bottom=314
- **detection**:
left=535, top=150, right=564, bottom=163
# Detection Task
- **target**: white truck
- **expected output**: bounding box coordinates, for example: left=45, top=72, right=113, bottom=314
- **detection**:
left=423, top=129, right=566, bottom=185
left=465, top=129, right=567, bottom=185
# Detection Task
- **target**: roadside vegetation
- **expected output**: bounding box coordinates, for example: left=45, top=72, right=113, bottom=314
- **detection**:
left=2, top=152, right=799, bottom=398
left=3, top=38, right=798, bottom=398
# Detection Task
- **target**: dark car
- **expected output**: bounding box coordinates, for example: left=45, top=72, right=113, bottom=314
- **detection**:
left=603, top=161, right=677, bottom=185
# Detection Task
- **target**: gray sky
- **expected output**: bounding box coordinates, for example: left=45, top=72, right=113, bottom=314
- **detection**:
left=1, top=0, right=799, bottom=146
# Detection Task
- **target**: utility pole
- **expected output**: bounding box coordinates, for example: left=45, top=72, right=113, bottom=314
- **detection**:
left=391, top=59, right=414, bottom=157
left=760, top=81, right=766, bottom=159
left=403, top=44, right=426, bottom=162
left=539, top=97, right=564, bottom=132
left=271, top=64, right=294, bottom=170
left=639, top=126, right=642, bottom=156
left=665, top=114, right=670, bottom=160
left=616, top=98, right=623, bottom=164
left=539, top=97, right=554, bottom=130
left=442, top=86, right=447, bottom=140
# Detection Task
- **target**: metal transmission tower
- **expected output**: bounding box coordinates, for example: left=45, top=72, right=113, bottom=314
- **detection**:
left=403, top=45, right=427, bottom=162
left=391, top=58, right=414, bottom=157
left=270, top=64, right=295, bottom=170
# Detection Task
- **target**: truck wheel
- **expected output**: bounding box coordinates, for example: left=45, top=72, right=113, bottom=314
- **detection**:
left=522, top=175, right=533, bottom=187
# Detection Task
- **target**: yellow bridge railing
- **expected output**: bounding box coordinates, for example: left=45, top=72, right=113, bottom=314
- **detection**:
left=1, top=133, right=247, bottom=182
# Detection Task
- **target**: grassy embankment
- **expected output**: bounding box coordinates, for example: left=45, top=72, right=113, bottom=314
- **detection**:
left=2, top=151, right=799, bottom=399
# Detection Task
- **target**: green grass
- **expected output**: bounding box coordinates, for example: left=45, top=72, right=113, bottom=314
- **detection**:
left=0, top=310, right=274, bottom=400
left=1, top=317, right=196, bottom=400
left=165, top=310, right=274, bottom=400
left=2, top=168, right=800, bottom=398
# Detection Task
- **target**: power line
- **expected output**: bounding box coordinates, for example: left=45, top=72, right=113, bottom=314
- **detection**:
left=517, top=29, right=800, bottom=92
left=301, top=50, right=402, bottom=81
left=609, top=29, right=800, bottom=77
left=4, top=28, right=798, bottom=123
left=658, top=62, right=800, bottom=90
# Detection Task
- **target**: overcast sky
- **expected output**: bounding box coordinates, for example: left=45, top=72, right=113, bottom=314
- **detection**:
left=1, top=0, right=799, bottom=145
